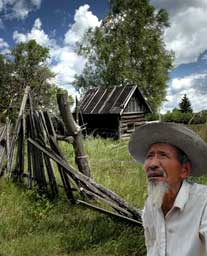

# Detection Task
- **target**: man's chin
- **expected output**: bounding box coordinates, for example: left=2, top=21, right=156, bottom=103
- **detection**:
left=148, top=177, right=165, bottom=184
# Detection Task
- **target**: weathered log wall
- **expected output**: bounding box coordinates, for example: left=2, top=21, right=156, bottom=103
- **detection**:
left=119, top=113, right=145, bottom=139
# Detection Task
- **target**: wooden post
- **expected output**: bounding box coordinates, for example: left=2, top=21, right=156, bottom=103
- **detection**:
left=6, top=117, right=10, bottom=173
left=42, top=111, right=75, bottom=202
left=75, top=96, right=80, bottom=124
left=48, top=136, right=75, bottom=203
left=0, top=126, right=7, bottom=176
left=26, top=115, right=32, bottom=188
left=8, top=86, right=30, bottom=173
left=57, top=92, right=91, bottom=177
left=13, top=116, right=25, bottom=181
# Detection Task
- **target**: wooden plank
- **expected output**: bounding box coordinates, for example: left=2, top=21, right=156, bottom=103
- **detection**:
left=80, top=187, right=133, bottom=217
left=8, top=86, right=30, bottom=173
left=121, top=113, right=145, bottom=118
left=43, top=154, right=59, bottom=198
left=120, top=134, right=130, bottom=139
left=28, top=109, right=47, bottom=193
left=39, top=111, right=75, bottom=202
left=13, top=116, right=25, bottom=181
left=6, top=118, right=10, bottom=173
left=56, top=135, right=74, bottom=143
left=0, top=125, right=7, bottom=176
left=42, top=111, right=57, bottom=140
left=121, top=118, right=144, bottom=122
left=18, top=86, right=30, bottom=118
left=26, top=115, right=32, bottom=188
left=77, top=200, right=142, bottom=226
left=48, top=136, right=75, bottom=203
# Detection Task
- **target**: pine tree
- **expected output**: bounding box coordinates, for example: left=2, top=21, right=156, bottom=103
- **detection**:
left=179, top=94, right=193, bottom=113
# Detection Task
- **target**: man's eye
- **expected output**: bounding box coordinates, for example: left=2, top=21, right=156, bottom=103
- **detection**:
left=160, top=152, right=168, bottom=157
left=146, top=154, right=153, bottom=159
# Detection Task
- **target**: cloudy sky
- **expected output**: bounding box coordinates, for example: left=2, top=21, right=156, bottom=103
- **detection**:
left=0, top=0, right=207, bottom=113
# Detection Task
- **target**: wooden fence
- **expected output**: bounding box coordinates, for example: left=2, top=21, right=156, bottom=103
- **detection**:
left=0, top=86, right=142, bottom=226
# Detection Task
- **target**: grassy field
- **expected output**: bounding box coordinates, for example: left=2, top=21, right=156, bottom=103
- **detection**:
left=0, top=123, right=207, bottom=255
left=0, top=137, right=146, bottom=256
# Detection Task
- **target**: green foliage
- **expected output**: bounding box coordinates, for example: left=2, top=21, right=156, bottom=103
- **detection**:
left=0, top=40, right=58, bottom=122
left=179, top=94, right=193, bottom=113
left=188, top=124, right=207, bottom=143
left=74, top=0, right=173, bottom=111
left=162, top=108, right=193, bottom=124
left=162, top=95, right=194, bottom=124
left=145, top=112, right=160, bottom=121
left=190, top=111, right=207, bottom=124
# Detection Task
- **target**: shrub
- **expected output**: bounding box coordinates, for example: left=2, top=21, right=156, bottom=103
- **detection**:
left=190, top=111, right=207, bottom=124
left=162, top=109, right=193, bottom=124
left=145, top=113, right=160, bottom=121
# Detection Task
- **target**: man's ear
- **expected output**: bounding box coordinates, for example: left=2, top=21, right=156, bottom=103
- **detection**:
left=181, top=162, right=192, bottom=179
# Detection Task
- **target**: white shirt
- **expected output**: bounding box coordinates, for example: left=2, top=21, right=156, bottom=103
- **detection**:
left=142, top=180, right=207, bottom=256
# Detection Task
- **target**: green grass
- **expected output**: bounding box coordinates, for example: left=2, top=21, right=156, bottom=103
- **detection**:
left=0, top=178, right=146, bottom=256
left=1, top=124, right=207, bottom=255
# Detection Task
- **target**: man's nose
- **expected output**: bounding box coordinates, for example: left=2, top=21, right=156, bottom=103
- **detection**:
left=148, top=156, right=160, bottom=169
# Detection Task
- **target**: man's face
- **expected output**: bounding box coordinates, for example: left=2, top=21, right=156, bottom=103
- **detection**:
left=144, top=143, right=190, bottom=191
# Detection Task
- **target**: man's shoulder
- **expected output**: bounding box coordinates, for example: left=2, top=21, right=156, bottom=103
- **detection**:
left=189, top=181, right=207, bottom=201
left=190, top=181, right=207, bottom=191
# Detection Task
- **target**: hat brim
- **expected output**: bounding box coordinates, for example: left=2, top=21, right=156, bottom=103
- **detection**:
left=128, top=122, right=207, bottom=177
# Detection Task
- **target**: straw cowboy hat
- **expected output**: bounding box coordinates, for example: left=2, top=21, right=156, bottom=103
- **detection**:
left=128, top=122, right=207, bottom=176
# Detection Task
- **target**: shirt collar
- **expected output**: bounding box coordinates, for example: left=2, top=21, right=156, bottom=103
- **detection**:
left=173, top=180, right=191, bottom=211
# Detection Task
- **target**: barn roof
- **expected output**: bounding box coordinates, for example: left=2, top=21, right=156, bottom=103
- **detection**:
left=79, top=86, right=152, bottom=114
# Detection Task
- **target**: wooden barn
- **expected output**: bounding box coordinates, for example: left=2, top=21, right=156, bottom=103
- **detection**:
left=78, top=86, right=152, bottom=139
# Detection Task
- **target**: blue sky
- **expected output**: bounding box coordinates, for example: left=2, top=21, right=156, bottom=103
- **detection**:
left=1, top=0, right=207, bottom=113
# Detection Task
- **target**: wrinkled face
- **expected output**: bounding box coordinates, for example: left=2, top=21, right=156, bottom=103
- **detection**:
left=144, top=143, right=191, bottom=190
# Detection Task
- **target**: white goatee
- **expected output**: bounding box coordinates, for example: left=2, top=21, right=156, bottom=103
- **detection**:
left=148, top=181, right=169, bottom=208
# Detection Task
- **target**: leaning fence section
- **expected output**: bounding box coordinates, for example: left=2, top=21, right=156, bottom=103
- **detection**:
left=0, top=86, right=143, bottom=226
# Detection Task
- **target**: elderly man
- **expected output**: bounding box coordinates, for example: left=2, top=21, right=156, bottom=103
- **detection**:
left=128, top=122, right=207, bottom=256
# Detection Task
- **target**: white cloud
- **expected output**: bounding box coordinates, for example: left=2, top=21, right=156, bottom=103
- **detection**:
left=161, top=73, right=207, bottom=113
left=151, top=0, right=206, bottom=16
left=0, top=38, right=9, bottom=48
left=151, top=0, right=207, bottom=66
left=150, top=0, right=207, bottom=112
left=53, top=4, right=101, bottom=93
left=31, top=0, right=41, bottom=8
left=64, top=4, right=100, bottom=46
left=171, top=77, right=194, bottom=92
left=12, top=5, right=101, bottom=98
left=0, top=38, right=9, bottom=54
left=13, top=18, right=51, bottom=46
left=51, top=47, right=86, bottom=87
left=0, top=0, right=42, bottom=19
left=164, top=7, right=207, bottom=65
